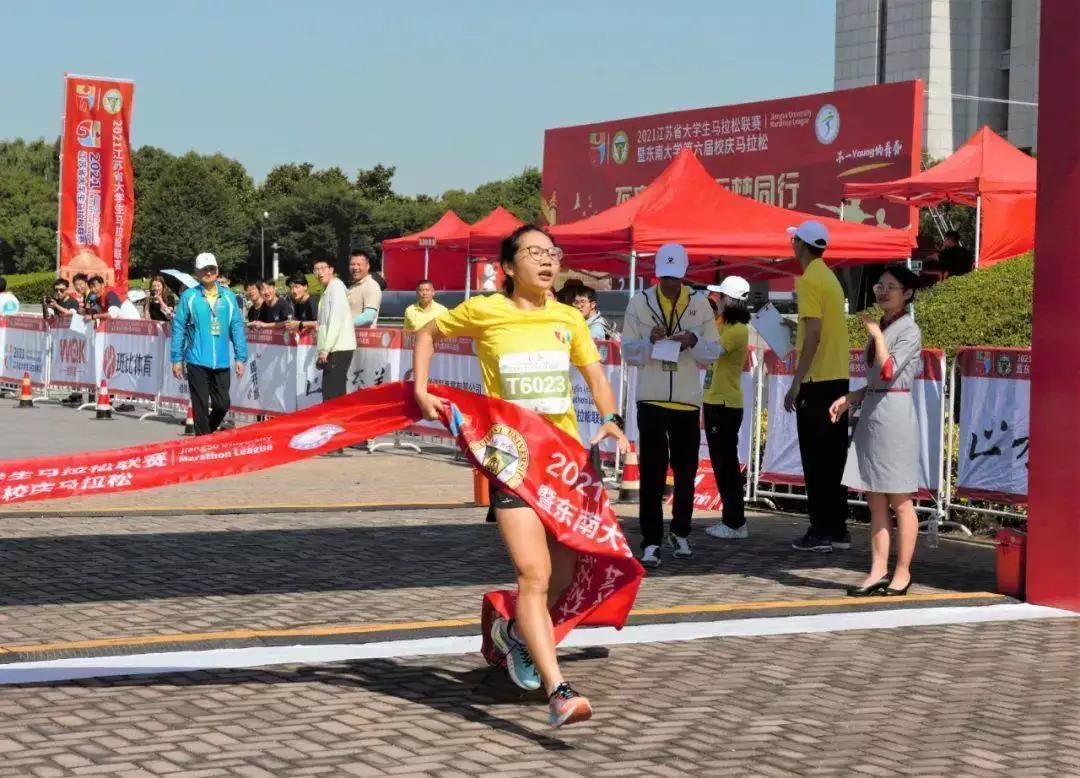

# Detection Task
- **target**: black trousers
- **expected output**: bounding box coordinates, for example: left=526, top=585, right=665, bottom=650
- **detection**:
left=795, top=379, right=850, bottom=540
left=322, top=350, right=352, bottom=402
left=187, top=364, right=231, bottom=436
left=703, top=404, right=745, bottom=529
left=637, top=402, right=700, bottom=548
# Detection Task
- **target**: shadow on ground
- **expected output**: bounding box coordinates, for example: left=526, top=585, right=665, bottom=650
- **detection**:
left=0, top=515, right=995, bottom=607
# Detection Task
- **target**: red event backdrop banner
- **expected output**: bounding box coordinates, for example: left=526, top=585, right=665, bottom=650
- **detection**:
left=59, top=75, right=136, bottom=294
left=541, top=81, right=923, bottom=235
left=0, top=382, right=643, bottom=654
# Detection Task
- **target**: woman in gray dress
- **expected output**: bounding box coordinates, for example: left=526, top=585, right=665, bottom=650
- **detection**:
left=829, top=266, right=923, bottom=597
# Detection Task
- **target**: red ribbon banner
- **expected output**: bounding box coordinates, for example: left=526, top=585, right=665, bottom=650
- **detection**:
left=0, top=383, right=643, bottom=652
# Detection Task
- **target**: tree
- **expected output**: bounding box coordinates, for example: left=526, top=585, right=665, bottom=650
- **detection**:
left=0, top=139, right=59, bottom=273
left=131, top=152, right=253, bottom=275
left=260, top=164, right=371, bottom=275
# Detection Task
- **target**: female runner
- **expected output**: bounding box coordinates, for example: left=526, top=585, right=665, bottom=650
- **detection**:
left=412, top=225, right=628, bottom=727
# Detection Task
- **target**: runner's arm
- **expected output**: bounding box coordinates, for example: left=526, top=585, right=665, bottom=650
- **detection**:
left=411, top=320, right=445, bottom=419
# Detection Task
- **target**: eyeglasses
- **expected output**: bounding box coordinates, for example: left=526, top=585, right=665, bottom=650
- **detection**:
left=517, top=245, right=564, bottom=264
left=873, top=283, right=903, bottom=293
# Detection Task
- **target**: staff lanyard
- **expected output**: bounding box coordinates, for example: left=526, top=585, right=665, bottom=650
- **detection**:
left=203, top=287, right=222, bottom=336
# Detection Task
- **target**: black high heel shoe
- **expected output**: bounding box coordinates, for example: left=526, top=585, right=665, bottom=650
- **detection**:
left=847, top=577, right=890, bottom=597
left=884, top=579, right=912, bottom=596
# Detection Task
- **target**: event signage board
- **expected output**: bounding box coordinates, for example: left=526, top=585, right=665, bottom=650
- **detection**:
left=759, top=347, right=945, bottom=499
left=955, top=347, right=1030, bottom=504
left=0, top=315, right=48, bottom=386
left=541, top=81, right=923, bottom=233
left=58, top=75, right=135, bottom=293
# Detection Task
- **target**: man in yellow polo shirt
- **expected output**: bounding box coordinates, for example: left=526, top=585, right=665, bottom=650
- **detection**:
left=403, top=279, right=448, bottom=332
left=783, top=220, right=852, bottom=553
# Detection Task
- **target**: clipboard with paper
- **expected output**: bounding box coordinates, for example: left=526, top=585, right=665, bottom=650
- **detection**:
left=751, top=303, right=794, bottom=358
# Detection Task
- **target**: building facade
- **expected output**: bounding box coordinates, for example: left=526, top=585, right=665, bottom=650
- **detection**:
left=835, top=0, right=1039, bottom=159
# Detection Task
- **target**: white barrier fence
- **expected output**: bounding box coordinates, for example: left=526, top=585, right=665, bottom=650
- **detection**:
left=0, top=313, right=1031, bottom=527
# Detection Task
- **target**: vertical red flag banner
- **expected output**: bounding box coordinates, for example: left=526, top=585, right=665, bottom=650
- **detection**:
left=59, top=75, right=135, bottom=294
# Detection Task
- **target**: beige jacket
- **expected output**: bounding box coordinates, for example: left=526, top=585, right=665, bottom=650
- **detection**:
left=621, top=286, right=721, bottom=407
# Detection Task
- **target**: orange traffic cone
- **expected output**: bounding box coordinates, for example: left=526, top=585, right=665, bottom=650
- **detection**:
left=183, top=405, right=195, bottom=436
left=619, top=443, right=641, bottom=503
left=16, top=372, right=34, bottom=409
left=94, top=380, right=112, bottom=420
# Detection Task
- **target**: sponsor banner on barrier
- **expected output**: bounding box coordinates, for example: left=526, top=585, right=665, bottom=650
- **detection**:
left=0, top=315, right=48, bottom=386
left=955, top=347, right=1030, bottom=504
left=97, top=319, right=162, bottom=399
left=230, top=328, right=294, bottom=416
left=348, top=327, right=401, bottom=395
left=157, top=322, right=190, bottom=406
left=49, top=321, right=98, bottom=391
left=572, top=341, right=622, bottom=454
left=759, top=347, right=945, bottom=499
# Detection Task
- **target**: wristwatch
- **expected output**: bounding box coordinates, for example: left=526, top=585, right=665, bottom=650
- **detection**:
left=601, top=413, right=625, bottom=431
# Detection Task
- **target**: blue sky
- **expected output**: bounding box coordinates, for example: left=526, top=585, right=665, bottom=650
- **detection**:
left=2, top=0, right=835, bottom=195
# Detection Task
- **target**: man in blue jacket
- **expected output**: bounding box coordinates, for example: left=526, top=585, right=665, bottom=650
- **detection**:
left=170, top=253, right=248, bottom=435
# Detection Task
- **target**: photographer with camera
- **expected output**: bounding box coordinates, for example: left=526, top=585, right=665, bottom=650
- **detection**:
left=44, top=278, right=81, bottom=319
left=142, top=275, right=176, bottom=321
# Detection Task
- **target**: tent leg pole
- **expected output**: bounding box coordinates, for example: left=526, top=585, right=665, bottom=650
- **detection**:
left=424, top=247, right=430, bottom=279
left=465, top=258, right=471, bottom=300
left=974, top=195, right=982, bottom=270
left=628, top=250, right=637, bottom=297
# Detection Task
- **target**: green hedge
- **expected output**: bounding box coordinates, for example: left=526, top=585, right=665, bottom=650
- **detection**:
left=847, top=253, right=1033, bottom=355
left=2, top=271, right=55, bottom=303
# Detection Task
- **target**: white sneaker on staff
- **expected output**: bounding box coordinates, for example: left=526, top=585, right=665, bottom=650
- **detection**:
left=706, top=522, right=749, bottom=539
left=640, top=545, right=662, bottom=569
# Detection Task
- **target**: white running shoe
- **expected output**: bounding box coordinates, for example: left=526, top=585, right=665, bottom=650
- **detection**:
left=640, top=545, right=662, bottom=569
left=667, top=532, right=694, bottom=559
left=706, top=522, right=749, bottom=539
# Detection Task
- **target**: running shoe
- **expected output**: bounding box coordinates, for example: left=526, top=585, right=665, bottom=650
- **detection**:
left=490, top=617, right=541, bottom=691
left=706, top=522, right=749, bottom=539
left=831, top=531, right=852, bottom=550
left=667, top=532, right=694, bottom=559
left=792, top=532, right=833, bottom=552
left=548, top=682, right=593, bottom=727
left=640, top=545, right=662, bottom=569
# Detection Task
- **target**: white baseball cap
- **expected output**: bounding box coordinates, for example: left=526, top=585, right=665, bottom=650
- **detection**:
left=655, top=243, right=690, bottom=279
left=708, top=276, right=751, bottom=301
left=194, top=252, right=218, bottom=270
left=787, top=220, right=829, bottom=250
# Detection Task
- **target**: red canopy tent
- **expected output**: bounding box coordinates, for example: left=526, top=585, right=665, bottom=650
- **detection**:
left=843, top=126, right=1036, bottom=268
left=464, top=206, right=525, bottom=296
left=382, top=210, right=472, bottom=291
left=549, top=148, right=915, bottom=287
left=468, top=206, right=524, bottom=257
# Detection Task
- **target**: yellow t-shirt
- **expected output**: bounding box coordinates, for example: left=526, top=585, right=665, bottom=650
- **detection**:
left=703, top=320, right=748, bottom=407
left=646, top=285, right=697, bottom=411
left=795, top=258, right=849, bottom=383
left=435, top=294, right=600, bottom=440
left=403, top=301, right=448, bottom=332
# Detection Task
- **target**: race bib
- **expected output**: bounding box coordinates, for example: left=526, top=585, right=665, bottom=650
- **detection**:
left=499, top=351, right=571, bottom=415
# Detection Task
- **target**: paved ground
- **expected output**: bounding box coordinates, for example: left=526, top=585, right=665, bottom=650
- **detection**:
left=0, top=403, right=473, bottom=515
left=2, top=618, right=1078, bottom=777
left=0, top=403, right=1077, bottom=776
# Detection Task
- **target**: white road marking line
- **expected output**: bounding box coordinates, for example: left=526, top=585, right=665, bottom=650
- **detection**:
left=1, top=603, right=1072, bottom=686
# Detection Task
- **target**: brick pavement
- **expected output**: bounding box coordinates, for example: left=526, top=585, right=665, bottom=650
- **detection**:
left=0, top=618, right=1077, bottom=776
left=0, top=507, right=996, bottom=649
